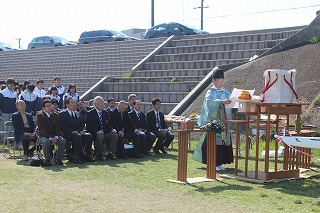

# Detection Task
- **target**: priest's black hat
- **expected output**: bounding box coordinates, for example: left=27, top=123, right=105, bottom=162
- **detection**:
left=212, top=69, right=224, bottom=79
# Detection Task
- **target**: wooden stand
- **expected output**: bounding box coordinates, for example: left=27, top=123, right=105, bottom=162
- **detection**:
left=167, top=129, right=216, bottom=184
left=226, top=103, right=310, bottom=183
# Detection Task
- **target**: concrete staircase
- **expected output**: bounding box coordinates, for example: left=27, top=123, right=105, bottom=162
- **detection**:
left=0, top=38, right=166, bottom=95
left=92, top=26, right=303, bottom=114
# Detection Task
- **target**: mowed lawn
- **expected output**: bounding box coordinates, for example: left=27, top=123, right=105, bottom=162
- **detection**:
left=0, top=142, right=319, bottom=213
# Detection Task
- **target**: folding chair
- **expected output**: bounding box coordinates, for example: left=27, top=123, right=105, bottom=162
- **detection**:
left=3, top=120, right=22, bottom=159
left=0, top=117, right=6, bottom=147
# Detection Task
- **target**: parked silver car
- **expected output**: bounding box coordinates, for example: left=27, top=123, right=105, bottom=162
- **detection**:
left=78, top=30, right=139, bottom=44
left=28, top=36, right=75, bottom=49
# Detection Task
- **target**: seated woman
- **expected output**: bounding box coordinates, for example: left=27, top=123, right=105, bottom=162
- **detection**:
left=63, top=84, right=79, bottom=103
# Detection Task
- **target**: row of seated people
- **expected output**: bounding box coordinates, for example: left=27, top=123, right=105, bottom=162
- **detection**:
left=12, top=96, right=174, bottom=166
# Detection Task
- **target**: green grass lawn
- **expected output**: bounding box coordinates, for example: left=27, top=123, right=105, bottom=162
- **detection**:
left=0, top=141, right=319, bottom=213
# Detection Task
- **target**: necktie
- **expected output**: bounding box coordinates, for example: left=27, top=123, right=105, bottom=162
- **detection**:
left=121, top=112, right=123, bottom=119
left=156, top=112, right=161, bottom=128
left=137, top=112, right=141, bottom=121
left=98, top=111, right=103, bottom=129
left=72, top=112, right=76, bottom=120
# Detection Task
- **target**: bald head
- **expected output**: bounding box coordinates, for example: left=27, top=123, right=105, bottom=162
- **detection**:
left=117, top=100, right=127, bottom=113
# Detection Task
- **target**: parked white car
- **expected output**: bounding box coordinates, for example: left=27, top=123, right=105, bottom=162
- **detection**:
left=0, top=42, right=16, bottom=51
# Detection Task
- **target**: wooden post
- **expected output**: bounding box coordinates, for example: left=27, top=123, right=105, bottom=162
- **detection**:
left=206, top=131, right=216, bottom=179
left=235, top=123, right=239, bottom=175
left=255, top=105, right=260, bottom=179
left=244, top=114, right=250, bottom=177
left=264, top=106, right=270, bottom=180
left=177, top=131, right=188, bottom=182
left=274, top=115, right=279, bottom=171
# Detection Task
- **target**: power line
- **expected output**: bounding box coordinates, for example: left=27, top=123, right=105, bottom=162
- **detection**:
left=206, top=4, right=320, bottom=20
left=180, top=4, right=320, bottom=23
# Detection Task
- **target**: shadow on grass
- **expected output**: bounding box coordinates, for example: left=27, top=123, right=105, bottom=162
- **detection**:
left=15, top=151, right=179, bottom=171
left=190, top=181, right=253, bottom=193
left=16, top=159, right=91, bottom=171
left=169, top=147, right=195, bottom=155
left=262, top=175, right=320, bottom=198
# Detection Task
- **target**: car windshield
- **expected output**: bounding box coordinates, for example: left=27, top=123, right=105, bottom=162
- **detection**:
left=108, top=30, right=129, bottom=38
left=0, top=42, right=13, bottom=48
left=52, top=36, right=70, bottom=43
left=178, top=23, right=203, bottom=31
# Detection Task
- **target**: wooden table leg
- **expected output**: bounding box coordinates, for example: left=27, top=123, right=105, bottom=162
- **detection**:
left=274, top=115, right=279, bottom=172
left=282, top=115, right=289, bottom=170
left=265, top=109, right=270, bottom=180
left=206, top=131, right=216, bottom=179
left=255, top=113, right=260, bottom=179
left=235, top=124, right=239, bottom=175
left=177, top=131, right=188, bottom=182
left=245, top=115, right=250, bottom=177
left=307, top=148, right=311, bottom=168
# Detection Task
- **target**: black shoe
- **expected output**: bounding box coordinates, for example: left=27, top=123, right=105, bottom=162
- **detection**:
left=55, top=159, right=64, bottom=165
left=73, top=159, right=84, bottom=164
left=153, top=147, right=160, bottom=154
left=119, top=155, right=129, bottom=160
left=85, top=156, right=95, bottom=162
left=96, top=154, right=105, bottom=161
left=132, top=153, right=142, bottom=159
left=106, top=153, right=116, bottom=160
left=160, top=147, right=167, bottom=154
left=42, top=160, right=52, bottom=166
left=144, top=151, right=154, bottom=156
left=29, top=147, right=36, bottom=156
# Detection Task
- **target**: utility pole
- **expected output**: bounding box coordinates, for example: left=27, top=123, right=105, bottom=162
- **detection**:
left=14, top=38, right=22, bottom=49
left=151, top=0, right=155, bottom=27
left=194, top=0, right=209, bottom=30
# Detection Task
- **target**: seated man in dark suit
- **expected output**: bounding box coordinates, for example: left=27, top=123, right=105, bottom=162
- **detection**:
left=106, top=98, right=116, bottom=113
left=128, top=100, right=156, bottom=155
left=59, top=97, right=94, bottom=164
left=126, top=94, right=137, bottom=112
left=12, top=100, right=37, bottom=161
left=37, top=99, right=66, bottom=166
left=146, top=98, right=174, bottom=154
left=110, top=100, right=141, bottom=158
left=86, top=96, right=118, bottom=160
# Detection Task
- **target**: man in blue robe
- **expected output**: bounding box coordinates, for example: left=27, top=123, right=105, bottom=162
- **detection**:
left=193, top=69, right=234, bottom=171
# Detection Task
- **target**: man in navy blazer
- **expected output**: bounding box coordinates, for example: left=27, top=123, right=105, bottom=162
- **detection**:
left=86, top=96, right=118, bottom=160
left=128, top=100, right=156, bottom=155
left=110, top=100, right=141, bottom=158
left=59, top=97, right=94, bottom=164
left=146, top=98, right=174, bottom=154
left=12, top=100, right=37, bottom=161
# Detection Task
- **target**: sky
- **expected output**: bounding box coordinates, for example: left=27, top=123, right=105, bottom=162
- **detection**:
left=1, top=0, right=320, bottom=49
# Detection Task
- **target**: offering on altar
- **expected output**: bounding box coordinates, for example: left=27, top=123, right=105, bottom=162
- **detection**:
left=189, top=113, right=199, bottom=122
left=164, top=115, right=190, bottom=122
left=237, top=90, right=252, bottom=100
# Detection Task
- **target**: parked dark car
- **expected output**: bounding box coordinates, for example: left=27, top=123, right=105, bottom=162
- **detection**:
left=78, top=30, right=139, bottom=44
left=27, top=36, right=75, bottom=49
left=144, top=22, right=209, bottom=39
